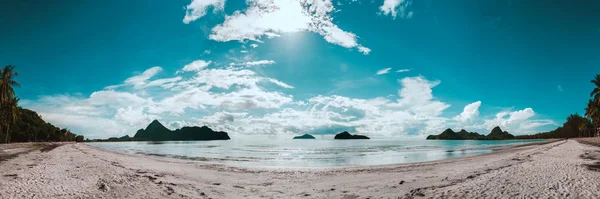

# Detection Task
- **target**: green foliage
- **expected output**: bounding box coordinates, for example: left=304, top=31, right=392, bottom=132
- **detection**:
left=0, top=65, right=20, bottom=105
left=2, top=107, right=83, bottom=142
left=591, top=74, right=600, bottom=107
left=516, top=74, right=600, bottom=139
left=516, top=114, right=590, bottom=139
left=0, top=65, right=83, bottom=143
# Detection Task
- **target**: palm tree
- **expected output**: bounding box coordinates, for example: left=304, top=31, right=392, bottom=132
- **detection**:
left=591, top=74, right=600, bottom=105
left=0, top=65, right=20, bottom=104
left=586, top=99, right=600, bottom=137
left=0, top=65, right=20, bottom=143
left=2, top=97, right=20, bottom=143
left=579, top=118, right=592, bottom=137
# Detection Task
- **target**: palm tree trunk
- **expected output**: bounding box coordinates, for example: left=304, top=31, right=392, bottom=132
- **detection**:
left=4, top=125, right=9, bottom=143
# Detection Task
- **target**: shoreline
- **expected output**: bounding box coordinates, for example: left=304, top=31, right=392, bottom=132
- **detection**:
left=85, top=138, right=557, bottom=170
left=1, top=139, right=599, bottom=198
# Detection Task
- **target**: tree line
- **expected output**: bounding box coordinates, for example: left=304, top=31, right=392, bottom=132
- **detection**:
left=0, top=65, right=83, bottom=143
left=516, top=74, right=600, bottom=139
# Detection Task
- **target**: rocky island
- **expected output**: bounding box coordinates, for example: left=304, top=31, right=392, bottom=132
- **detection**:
left=133, top=120, right=230, bottom=141
left=334, top=131, right=370, bottom=139
left=426, top=126, right=515, bottom=140
left=293, top=134, right=316, bottom=139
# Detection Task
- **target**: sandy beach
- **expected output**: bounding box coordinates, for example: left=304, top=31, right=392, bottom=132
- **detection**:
left=1, top=139, right=600, bottom=199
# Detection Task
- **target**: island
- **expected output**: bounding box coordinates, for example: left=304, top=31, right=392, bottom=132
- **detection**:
left=293, top=134, right=316, bottom=139
left=334, top=131, right=370, bottom=139
left=133, top=120, right=231, bottom=141
left=426, top=126, right=515, bottom=140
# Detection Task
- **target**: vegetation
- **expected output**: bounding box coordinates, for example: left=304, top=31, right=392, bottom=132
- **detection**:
left=517, top=75, right=600, bottom=139
left=426, top=126, right=514, bottom=140
left=0, top=65, right=83, bottom=143
left=515, top=114, right=588, bottom=139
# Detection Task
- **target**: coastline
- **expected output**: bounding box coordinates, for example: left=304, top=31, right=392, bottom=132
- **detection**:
left=86, top=139, right=554, bottom=169
left=1, top=139, right=599, bottom=198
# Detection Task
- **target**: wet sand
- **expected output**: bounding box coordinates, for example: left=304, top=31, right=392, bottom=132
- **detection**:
left=0, top=139, right=599, bottom=198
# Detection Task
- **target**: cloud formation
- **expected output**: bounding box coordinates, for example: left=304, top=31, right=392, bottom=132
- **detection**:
left=23, top=61, right=554, bottom=138
left=380, top=0, right=413, bottom=19
left=179, top=60, right=212, bottom=73
left=454, top=101, right=481, bottom=124
left=183, top=0, right=225, bottom=24
left=245, top=60, right=276, bottom=66
left=376, top=68, right=392, bottom=75
left=184, top=0, right=370, bottom=55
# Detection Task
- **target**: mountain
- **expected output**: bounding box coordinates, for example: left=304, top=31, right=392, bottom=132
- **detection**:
left=133, top=120, right=230, bottom=141
left=429, top=128, right=461, bottom=140
left=293, top=134, right=316, bottom=139
left=334, top=131, right=370, bottom=139
left=426, top=126, right=514, bottom=140
left=486, top=126, right=515, bottom=140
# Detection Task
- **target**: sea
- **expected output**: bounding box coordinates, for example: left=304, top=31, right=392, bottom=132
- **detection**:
left=88, top=138, right=545, bottom=168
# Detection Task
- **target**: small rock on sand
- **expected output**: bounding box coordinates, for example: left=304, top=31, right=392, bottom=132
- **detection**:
left=97, top=182, right=109, bottom=192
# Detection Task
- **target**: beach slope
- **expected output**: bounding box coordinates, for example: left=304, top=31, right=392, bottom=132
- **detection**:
left=1, top=139, right=600, bottom=198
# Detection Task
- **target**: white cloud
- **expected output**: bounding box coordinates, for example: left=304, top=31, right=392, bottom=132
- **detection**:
left=482, top=108, right=554, bottom=135
left=268, top=78, right=295, bottom=89
left=250, top=44, right=259, bottom=48
left=454, top=101, right=481, bottom=123
left=179, top=60, right=212, bottom=73
left=183, top=0, right=226, bottom=24
left=193, top=76, right=451, bottom=137
left=396, top=68, right=411, bottom=73
left=205, top=0, right=370, bottom=54
left=114, top=106, right=160, bottom=127
left=380, top=0, right=412, bottom=19
left=125, top=67, right=162, bottom=84
left=209, top=0, right=311, bottom=42
left=358, top=46, right=371, bottom=55
left=104, top=67, right=183, bottom=90
left=24, top=60, right=553, bottom=138
left=395, top=76, right=450, bottom=117
left=376, top=67, right=392, bottom=75
left=144, top=77, right=183, bottom=89
left=245, top=60, right=275, bottom=66
left=38, top=112, right=131, bottom=139
left=240, top=50, right=249, bottom=53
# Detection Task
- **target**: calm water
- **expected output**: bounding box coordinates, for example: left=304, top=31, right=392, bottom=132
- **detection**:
left=88, top=139, right=545, bottom=168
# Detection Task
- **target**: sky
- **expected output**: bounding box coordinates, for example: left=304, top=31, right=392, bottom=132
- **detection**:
left=1, top=0, right=600, bottom=139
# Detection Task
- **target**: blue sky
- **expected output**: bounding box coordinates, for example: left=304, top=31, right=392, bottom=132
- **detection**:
left=2, top=0, right=599, bottom=138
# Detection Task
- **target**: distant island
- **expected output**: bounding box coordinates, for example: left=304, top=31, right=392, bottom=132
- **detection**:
left=426, top=126, right=515, bottom=140
left=133, top=120, right=230, bottom=141
left=334, top=131, right=370, bottom=139
left=293, top=134, right=316, bottom=139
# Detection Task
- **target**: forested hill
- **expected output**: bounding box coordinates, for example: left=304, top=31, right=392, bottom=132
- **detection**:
left=1, top=107, right=83, bottom=143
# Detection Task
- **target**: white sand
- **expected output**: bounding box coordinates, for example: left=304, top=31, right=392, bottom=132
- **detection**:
left=0, top=139, right=599, bottom=199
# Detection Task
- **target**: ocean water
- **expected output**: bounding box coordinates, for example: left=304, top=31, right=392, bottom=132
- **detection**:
left=88, top=139, right=545, bottom=168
